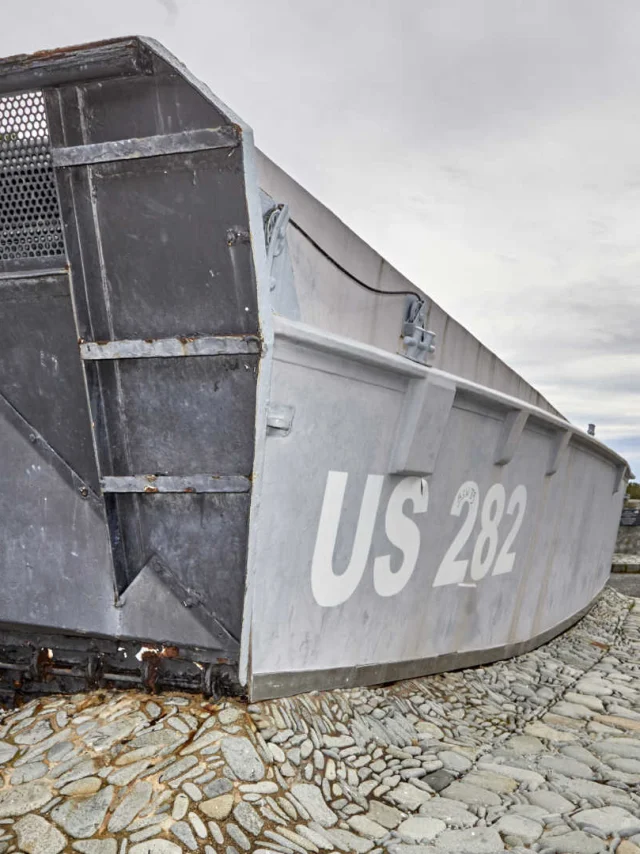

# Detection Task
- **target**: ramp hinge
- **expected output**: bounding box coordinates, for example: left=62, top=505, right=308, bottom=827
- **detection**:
left=265, top=204, right=290, bottom=291
left=400, top=295, right=436, bottom=365
left=226, top=227, right=251, bottom=246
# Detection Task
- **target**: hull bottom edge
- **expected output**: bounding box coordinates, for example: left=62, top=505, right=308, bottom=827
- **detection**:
left=250, top=588, right=604, bottom=701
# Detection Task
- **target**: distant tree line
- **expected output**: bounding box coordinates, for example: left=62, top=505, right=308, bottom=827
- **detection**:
left=627, top=482, right=640, bottom=500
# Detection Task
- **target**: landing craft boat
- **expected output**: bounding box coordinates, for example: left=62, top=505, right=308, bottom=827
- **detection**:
left=0, top=37, right=630, bottom=703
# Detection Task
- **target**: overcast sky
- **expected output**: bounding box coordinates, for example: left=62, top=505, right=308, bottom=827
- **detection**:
left=2, top=0, right=638, bottom=475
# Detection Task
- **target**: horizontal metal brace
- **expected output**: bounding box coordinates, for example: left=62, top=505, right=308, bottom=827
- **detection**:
left=101, top=475, right=251, bottom=494
left=100, top=474, right=251, bottom=494
left=80, top=335, right=260, bottom=360
left=52, top=127, right=240, bottom=168
left=0, top=266, right=68, bottom=282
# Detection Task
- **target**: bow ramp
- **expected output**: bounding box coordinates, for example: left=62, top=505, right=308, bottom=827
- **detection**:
left=0, top=37, right=630, bottom=703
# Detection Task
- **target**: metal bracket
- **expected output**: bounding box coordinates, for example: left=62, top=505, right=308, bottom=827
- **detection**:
left=546, top=428, right=572, bottom=476
left=265, top=204, right=290, bottom=291
left=389, top=374, right=456, bottom=475
left=494, top=409, right=529, bottom=466
left=226, top=227, right=251, bottom=246
left=400, top=295, right=436, bottom=364
left=266, top=404, right=295, bottom=436
left=613, top=463, right=628, bottom=495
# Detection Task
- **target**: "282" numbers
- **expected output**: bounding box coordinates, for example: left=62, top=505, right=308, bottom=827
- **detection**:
left=433, top=481, right=527, bottom=587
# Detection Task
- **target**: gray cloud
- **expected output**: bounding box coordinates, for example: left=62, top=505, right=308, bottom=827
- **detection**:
left=1, top=0, right=637, bottom=475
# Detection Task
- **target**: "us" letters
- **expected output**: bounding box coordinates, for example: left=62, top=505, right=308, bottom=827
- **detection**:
left=310, top=472, right=528, bottom=607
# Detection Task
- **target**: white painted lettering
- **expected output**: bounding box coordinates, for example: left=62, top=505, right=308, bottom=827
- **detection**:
left=374, top=477, right=429, bottom=597
left=310, top=471, right=384, bottom=607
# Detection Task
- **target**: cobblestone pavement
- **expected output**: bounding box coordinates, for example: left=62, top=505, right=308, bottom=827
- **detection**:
left=0, top=588, right=639, bottom=854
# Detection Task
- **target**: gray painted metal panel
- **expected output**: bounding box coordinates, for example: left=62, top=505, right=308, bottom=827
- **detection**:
left=252, top=595, right=598, bottom=700
left=72, top=48, right=230, bottom=146
left=0, top=272, right=99, bottom=490
left=97, top=355, right=258, bottom=476
left=45, top=48, right=260, bottom=659
left=0, top=409, right=115, bottom=637
left=118, top=494, right=250, bottom=639
left=246, top=318, right=626, bottom=696
left=80, top=152, right=258, bottom=341
left=0, top=36, right=629, bottom=702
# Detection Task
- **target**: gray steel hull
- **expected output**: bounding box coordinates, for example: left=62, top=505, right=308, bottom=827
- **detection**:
left=246, top=318, right=624, bottom=697
left=0, top=37, right=629, bottom=702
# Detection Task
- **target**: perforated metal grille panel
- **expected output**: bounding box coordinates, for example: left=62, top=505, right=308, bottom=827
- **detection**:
left=0, top=91, right=65, bottom=264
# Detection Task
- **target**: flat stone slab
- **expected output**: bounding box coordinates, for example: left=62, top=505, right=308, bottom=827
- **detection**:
left=422, top=769, right=455, bottom=792
left=291, top=783, right=338, bottom=826
left=367, top=800, right=405, bottom=828
left=495, top=813, right=543, bottom=844
left=527, top=789, right=575, bottom=814
left=475, top=761, right=545, bottom=788
left=574, top=805, right=640, bottom=836
left=0, top=780, right=52, bottom=818
left=397, top=816, right=446, bottom=842
left=387, top=782, right=433, bottom=811
left=538, top=829, right=608, bottom=854
left=440, top=781, right=502, bottom=807
left=505, top=734, right=545, bottom=755
left=200, top=793, right=234, bottom=820
left=14, top=814, right=67, bottom=854
left=220, top=736, right=265, bottom=782
left=464, top=770, right=518, bottom=794
left=51, top=787, right=114, bottom=839
left=418, top=797, right=477, bottom=828
left=348, top=814, right=389, bottom=839
left=433, top=827, right=505, bottom=853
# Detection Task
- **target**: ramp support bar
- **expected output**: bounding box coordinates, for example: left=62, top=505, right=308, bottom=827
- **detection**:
left=52, top=127, right=239, bottom=168
left=101, top=475, right=251, bottom=494
left=80, top=335, right=260, bottom=360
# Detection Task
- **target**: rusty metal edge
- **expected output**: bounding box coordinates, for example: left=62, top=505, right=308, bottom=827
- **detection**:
left=80, top=334, right=260, bottom=360
left=0, top=624, right=242, bottom=708
left=0, top=37, right=152, bottom=97
left=101, top=475, right=251, bottom=494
